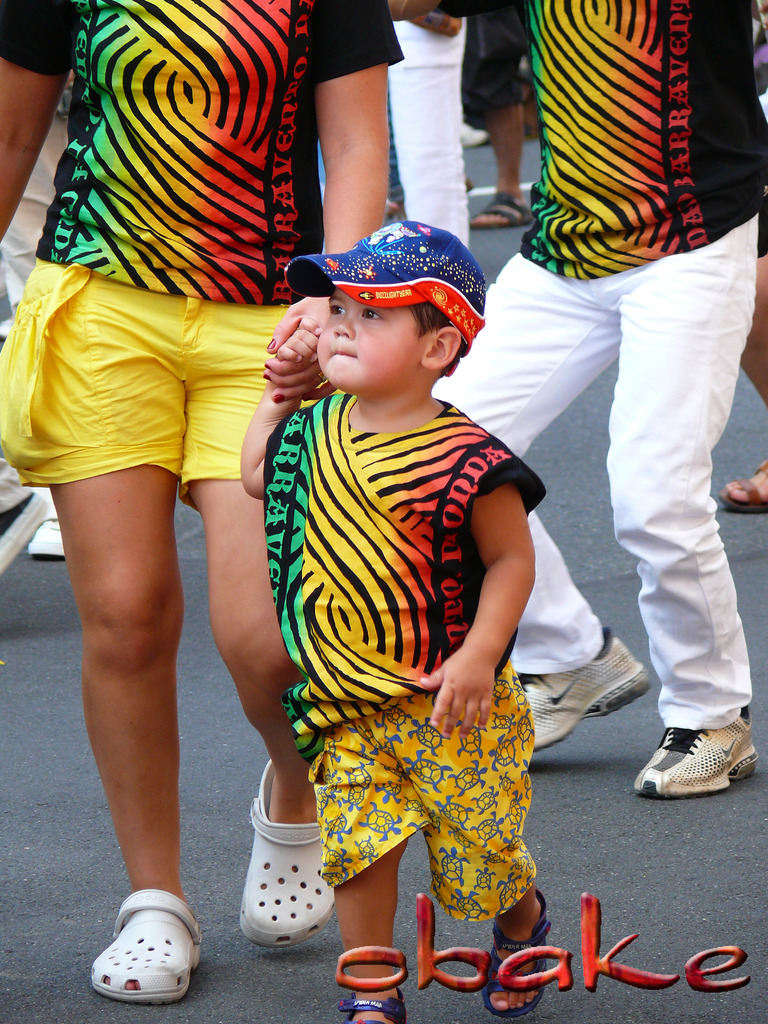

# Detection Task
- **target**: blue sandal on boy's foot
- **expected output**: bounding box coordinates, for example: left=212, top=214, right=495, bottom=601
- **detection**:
left=482, top=891, right=550, bottom=1018
left=338, top=988, right=406, bottom=1024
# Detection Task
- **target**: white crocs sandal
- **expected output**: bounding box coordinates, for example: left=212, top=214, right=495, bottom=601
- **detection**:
left=240, top=760, right=334, bottom=946
left=91, top=889, right=201, bottom=1003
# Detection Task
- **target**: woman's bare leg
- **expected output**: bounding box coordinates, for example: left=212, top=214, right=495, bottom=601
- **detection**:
left=189, top=479, right=315, bottom=823
left=52, top=466, right=185, bottom=897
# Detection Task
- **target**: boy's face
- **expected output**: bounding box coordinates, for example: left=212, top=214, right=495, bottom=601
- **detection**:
left=318, top=289, right=433, bottom=398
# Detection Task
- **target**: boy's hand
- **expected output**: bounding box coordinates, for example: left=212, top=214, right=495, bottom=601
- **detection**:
left=421, top=646, right=496, bottom=739
left=271, top=295, right=328, bottom=349
left=264, top=313, right=334, bottom=402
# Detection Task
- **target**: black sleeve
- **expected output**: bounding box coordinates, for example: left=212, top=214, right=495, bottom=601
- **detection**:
left=0, top=0, right=72, bottom=74
left=439, top=0, right=523, bottom=17
left=477, top=450, right=546, bottom=515
left=313, top=0, right=402, bottom=83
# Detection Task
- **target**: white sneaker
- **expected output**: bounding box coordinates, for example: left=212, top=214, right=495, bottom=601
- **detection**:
left=0, top=493, right=49, bottom=576
left=28, top=518, right=65, bottom=560
left=520, top=629, right=649, bottom=750
left=634, top=708, right=758, bottom=798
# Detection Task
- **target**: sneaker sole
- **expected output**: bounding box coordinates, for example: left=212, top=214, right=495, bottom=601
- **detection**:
left=583, top=668, right=650, bottom=718
left=635, top=747, right=758, bottom=799
left=532, top=668, right=650, bottom=750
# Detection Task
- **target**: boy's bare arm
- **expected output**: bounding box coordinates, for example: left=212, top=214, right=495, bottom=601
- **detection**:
left=240, top=326, right=325, bottom=499
left=423, top=484, right=535, bottom=738
left=241, top=390, right=293, bottom=500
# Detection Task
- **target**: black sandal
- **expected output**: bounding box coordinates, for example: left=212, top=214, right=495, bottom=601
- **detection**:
left=337, top=987, right=406, bottom=1024
left=482, top=891, right=550, bottom=1018
left=470, top=192, right=533, bottom=230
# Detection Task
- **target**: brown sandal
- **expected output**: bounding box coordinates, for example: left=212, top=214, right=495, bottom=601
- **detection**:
left=718, top=459, right=768, bottom=513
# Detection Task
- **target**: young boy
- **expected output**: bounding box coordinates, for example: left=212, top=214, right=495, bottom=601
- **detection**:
left=241, top=222, right=549, bottom=1021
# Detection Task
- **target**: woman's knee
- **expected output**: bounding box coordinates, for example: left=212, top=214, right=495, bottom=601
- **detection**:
left=79, top=573, right=184, bottom=674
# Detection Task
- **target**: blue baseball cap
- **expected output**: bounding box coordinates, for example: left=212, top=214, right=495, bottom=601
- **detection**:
left=286, top=221, right=486, bottom=351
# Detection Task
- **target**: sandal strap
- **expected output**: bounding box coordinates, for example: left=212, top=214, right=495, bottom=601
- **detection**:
left=338, top=988, right=406, bottom=1024
left=470, top=191, right=532, bottom=227
left=492, top=890, right=550, bottom=954
left=114, top=889, right=202, bottom=945
left=482, top=892, right=550, bottom=1017
left=728, top=479, right=765, bottom=506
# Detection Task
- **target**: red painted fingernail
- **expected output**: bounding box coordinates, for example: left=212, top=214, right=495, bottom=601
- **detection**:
left=273, top=394, right=285, bottom=404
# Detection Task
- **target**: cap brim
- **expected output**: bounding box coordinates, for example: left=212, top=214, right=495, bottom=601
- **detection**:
left=285, top=255, right=337, bottom=298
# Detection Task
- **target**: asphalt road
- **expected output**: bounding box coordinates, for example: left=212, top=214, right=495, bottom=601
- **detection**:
left=1, top=139, right=767, bottom=1024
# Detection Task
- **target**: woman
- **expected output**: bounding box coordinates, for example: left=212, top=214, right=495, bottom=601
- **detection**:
left=0, top=0, right=400, bottom=1003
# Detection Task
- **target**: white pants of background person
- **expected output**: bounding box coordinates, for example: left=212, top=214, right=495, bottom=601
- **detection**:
left=0, top=457, right=26, bottom=512
left=0, top=115, right=68, bottom=528
left=1, top=115, right=68, bottom=309
left=437, top=218, right=757, bottom=731
left=388, top=19, right=469, bottom=245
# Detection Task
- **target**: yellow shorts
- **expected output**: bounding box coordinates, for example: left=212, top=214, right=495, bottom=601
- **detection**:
left=0, top=261, right=284, bottom=504
left=309, top=666, right=536, bottom=921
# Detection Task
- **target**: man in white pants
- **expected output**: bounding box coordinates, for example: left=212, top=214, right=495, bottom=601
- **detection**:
left=434, top=0, right=766, bottom=798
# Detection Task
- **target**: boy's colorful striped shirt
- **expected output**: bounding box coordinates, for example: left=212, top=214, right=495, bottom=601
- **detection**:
left=264, top=394, right=545, bottom=761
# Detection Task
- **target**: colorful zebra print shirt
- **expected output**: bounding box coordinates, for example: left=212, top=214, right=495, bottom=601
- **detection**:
left=445, top=0, right=768, bottom=279
left=264, top=394, right=545, bottom=762
left=0, top=0, right=399, bottom=304
left=521, top=0, right=768, bottom=277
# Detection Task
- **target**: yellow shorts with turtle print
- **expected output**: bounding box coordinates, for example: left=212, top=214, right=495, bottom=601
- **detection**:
left=309, top=664, right=536, bottom=921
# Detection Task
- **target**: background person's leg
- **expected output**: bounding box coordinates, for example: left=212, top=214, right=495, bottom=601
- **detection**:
left=0, top=455, right=27, bottom=511
left=435, top=254, right=618, bottom=671
left=389, top=22, right=469, bottom=243
left=608, top=224, right=756, bottom=733
left=435, top=255, right=650, bottom=747
left=719, top=252, right=768, bottom=509
left=0, top=457, right=48, bottom=575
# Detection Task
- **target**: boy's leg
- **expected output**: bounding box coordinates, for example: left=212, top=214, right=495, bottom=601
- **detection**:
left=333, top=840, right=409, bottom=1023
left=490, top=884, right=545, bottom=1014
